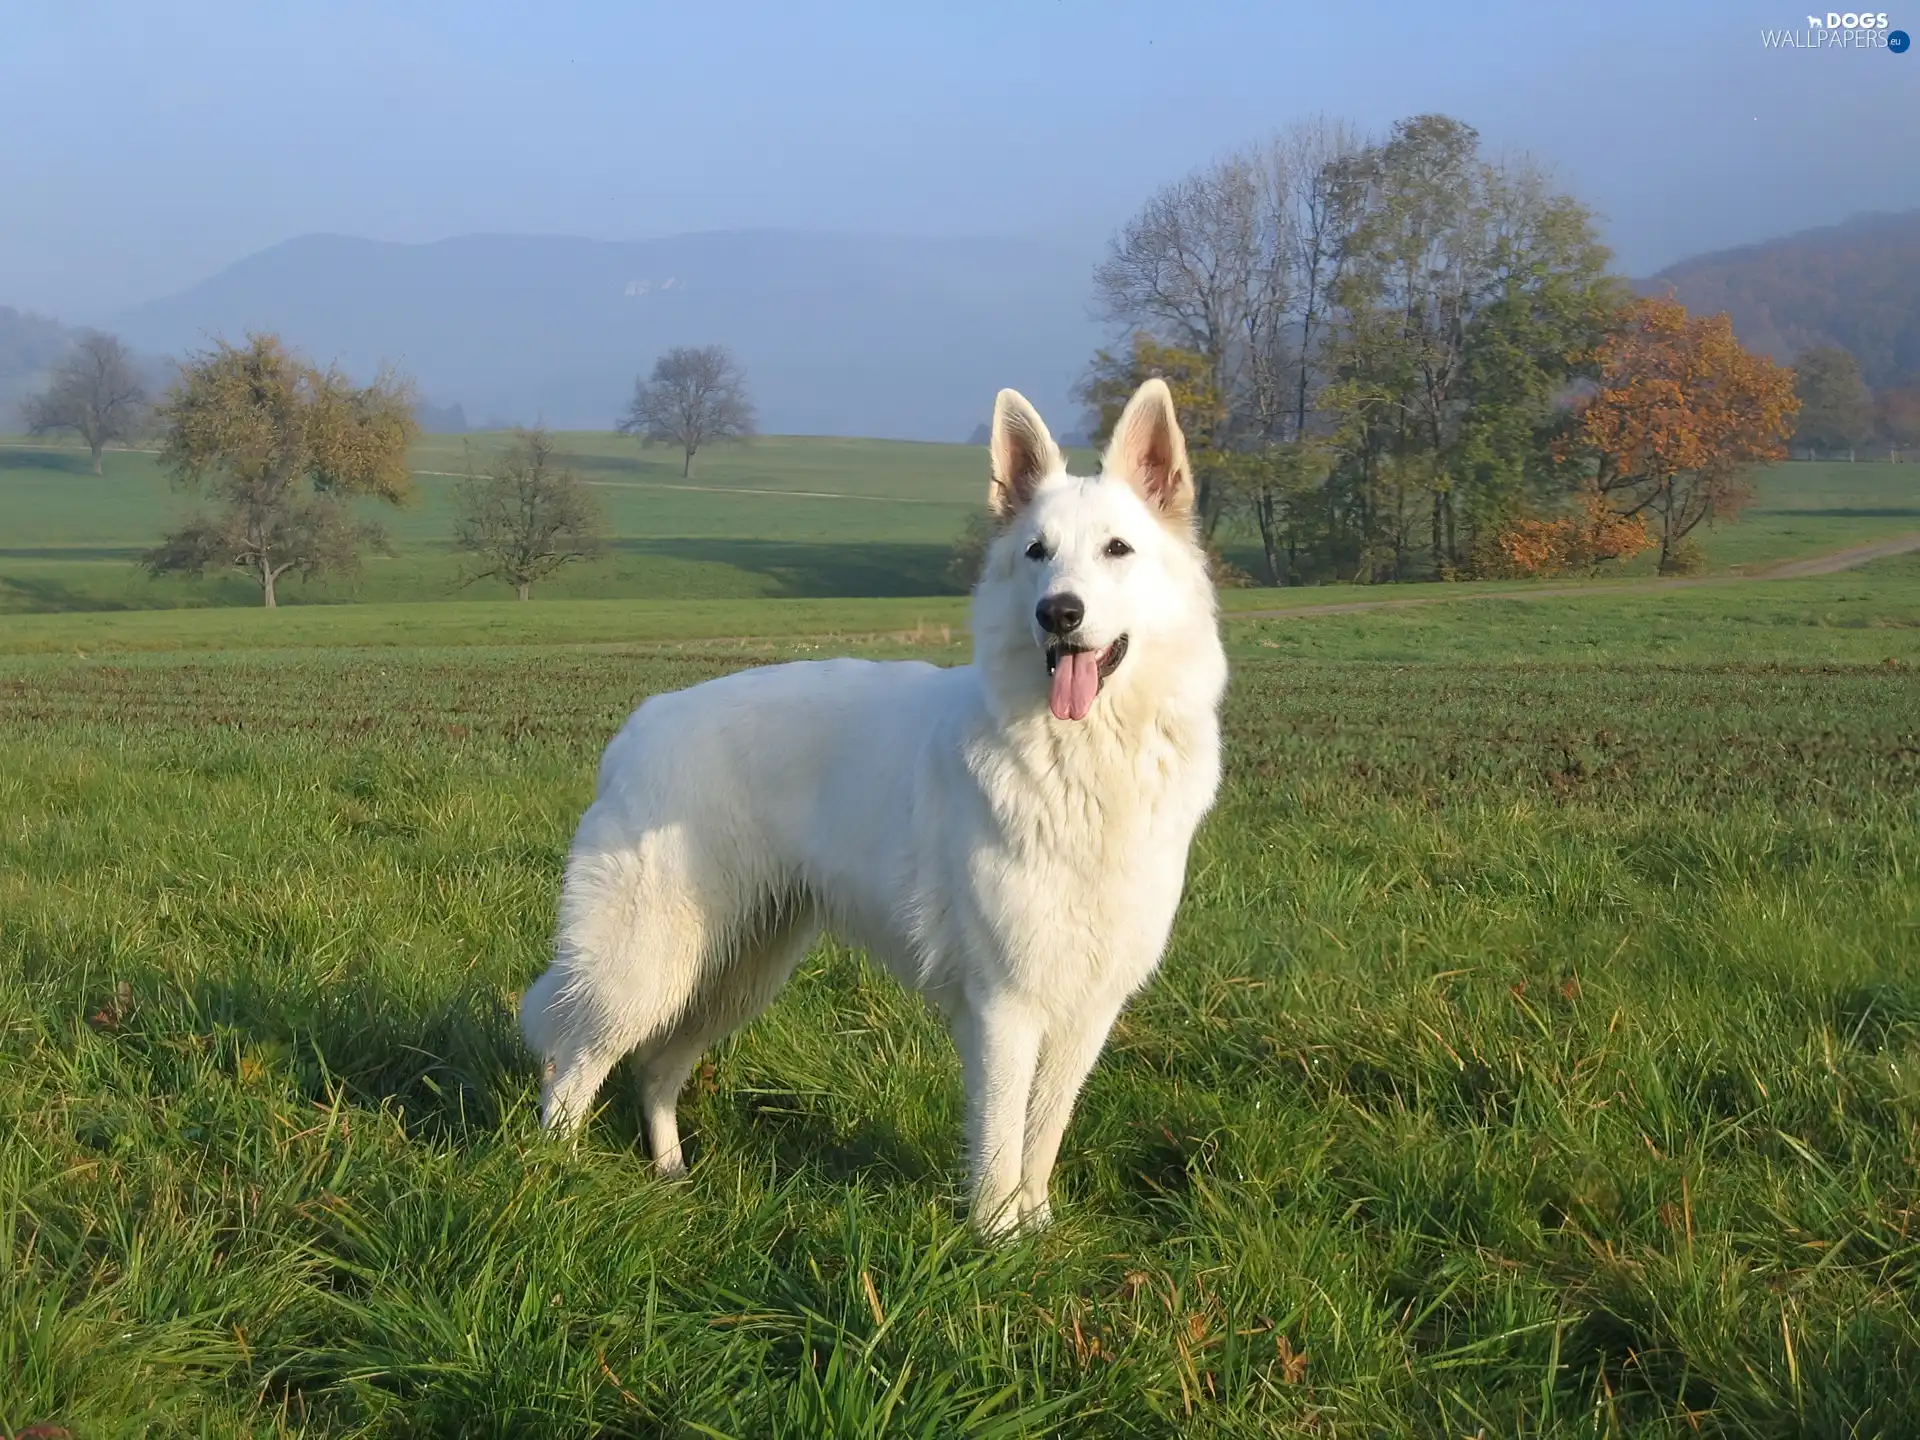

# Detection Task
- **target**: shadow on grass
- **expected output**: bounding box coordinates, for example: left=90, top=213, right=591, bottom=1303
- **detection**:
left=4, top=539, right=967, bottom=612
left=0, top=573, right=136, bottom=612
left=724, top=1087, right=935, bottom=1186
left=610, top=538, right=965, bottom=599
left=186, top=972, right=533, bottom=1145
left=0, top=447, right=95, bottom=473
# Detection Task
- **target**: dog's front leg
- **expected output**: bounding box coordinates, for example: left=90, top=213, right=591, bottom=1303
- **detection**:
left=1019, top=1005, right=1125, bottom=1231
left=951, top=997, right=1042, bottom=1240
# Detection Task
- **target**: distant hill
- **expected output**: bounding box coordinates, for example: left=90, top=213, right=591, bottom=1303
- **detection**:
left=1644, top=211, right=1920, bottom=390
left=108, top=230, right=1104, bottom=441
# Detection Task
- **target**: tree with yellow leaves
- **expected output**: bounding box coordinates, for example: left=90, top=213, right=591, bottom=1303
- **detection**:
left=145, top=334, right=418, bottom=606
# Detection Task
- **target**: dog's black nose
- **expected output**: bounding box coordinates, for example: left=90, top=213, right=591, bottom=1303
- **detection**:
left=1035, top=592, right=1084, bottom=636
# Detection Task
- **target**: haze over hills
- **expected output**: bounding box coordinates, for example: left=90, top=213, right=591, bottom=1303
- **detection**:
left=1642, top=210, right=1920, bottom=391
left=0, top=306, right=172, bottom=428
left=12, top=209, right=1913, bottom=443
left=108, top=230, right=1104, bottom=441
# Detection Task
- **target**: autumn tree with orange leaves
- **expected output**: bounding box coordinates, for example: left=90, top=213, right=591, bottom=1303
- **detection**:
left=1568, top=296, right=1798, bottom=574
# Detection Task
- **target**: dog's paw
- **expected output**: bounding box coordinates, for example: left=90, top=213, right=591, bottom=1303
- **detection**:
left=971, top=1198, right=1025, bottom=1244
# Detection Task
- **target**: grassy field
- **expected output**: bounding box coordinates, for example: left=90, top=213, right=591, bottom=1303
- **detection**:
left=2, top=434, right=1914, bottom=613
left=4, top=553, right=1918, bottom=1435
left=0, top=433, right=1014, bottom=612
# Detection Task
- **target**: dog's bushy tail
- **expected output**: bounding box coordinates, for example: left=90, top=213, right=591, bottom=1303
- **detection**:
left=518, top=967, right=564, bottom=1060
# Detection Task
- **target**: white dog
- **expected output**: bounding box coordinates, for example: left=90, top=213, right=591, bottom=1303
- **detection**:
left=520, top=379, right=1227, bottom=1236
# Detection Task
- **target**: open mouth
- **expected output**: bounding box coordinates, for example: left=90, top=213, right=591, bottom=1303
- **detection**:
left=1044, top=634, right=1128, bottom=722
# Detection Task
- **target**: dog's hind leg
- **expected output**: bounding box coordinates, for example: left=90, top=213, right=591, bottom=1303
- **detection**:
left=627, top=904, right=819, bottom=1176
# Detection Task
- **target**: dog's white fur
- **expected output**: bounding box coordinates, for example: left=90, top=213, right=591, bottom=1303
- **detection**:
left=519, top=379, right=1227, bottom=1236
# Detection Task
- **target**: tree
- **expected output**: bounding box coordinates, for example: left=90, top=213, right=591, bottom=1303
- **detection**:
left=24, top=330, right=148, bottom=473
left=1570, top=296, right=1798, bottom=574
left=1209, top=441, right=1328, bottom=584
left=1874, top=387, right=1920, bottom=457
left=145, top=334, right=417, bottom=607
left=1093, top=150, right=1283, bottom=443
left=618, top=345, right=754, bottom=477
left=452, top=427, right=604, bottom=599
left=1791, top=345, right=1873, bottom=459
left=1324, top=117, right=1618, bottom=579
left=1092, top=112, right=1614, bottom=585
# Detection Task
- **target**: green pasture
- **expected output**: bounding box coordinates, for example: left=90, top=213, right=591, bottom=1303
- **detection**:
left=1, top=434, right=1913, bottom=613
left=3, top=553, right=1917, bottom=1434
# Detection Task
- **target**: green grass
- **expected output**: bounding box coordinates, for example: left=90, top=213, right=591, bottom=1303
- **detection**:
left=4, top=567, right=1918, bottom=1434
left=3, top=436, right=1914, bottom=613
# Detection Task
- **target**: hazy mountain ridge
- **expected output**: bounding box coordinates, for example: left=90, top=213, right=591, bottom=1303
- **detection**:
left=108, top=230, right=1104, bottom=440
left=1643, top=210, right=1920, bottom=390
left=24, top=212, right=1912, bottom=443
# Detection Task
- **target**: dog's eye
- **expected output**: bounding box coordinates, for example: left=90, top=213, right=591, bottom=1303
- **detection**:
left=1104, top=538, right=1134, bottom=558
left=1024, top=539, right=1047, bottom=561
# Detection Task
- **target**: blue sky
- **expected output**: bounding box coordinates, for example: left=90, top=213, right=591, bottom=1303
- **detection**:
left=4, top=0, right=1914, bottom=317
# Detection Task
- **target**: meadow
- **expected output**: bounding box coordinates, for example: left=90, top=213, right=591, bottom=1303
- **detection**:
left=4, top=535, right=1919, bottom=1434
left=2, top=432, right=1917, bottom=612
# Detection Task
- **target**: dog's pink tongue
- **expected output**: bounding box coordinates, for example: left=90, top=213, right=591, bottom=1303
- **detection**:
left=1048, top=649, right=1102, bottom=722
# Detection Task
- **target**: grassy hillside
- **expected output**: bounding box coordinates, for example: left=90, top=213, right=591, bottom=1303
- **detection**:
left=3, top=561, right=1917, bottom=1433
left=2, top=433, right=1914, bottom=614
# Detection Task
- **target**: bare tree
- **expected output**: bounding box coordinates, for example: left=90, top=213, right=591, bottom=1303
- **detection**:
left=1093, top=123, right=1368, bottom=450
left=1278, top=117, right=1366, bottom=442
left=24, top=330, right=149, bottom=473
left=617, top=345, right=755, bottom=476
left=1093, top=154, right=1278, bottom=448
left=453, top=427, right=605, bottom=599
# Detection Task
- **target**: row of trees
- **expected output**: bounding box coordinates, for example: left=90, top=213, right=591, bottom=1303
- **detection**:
left=17, top=332, right=760, bottom=606
left=1790, top=345, right=1920, bottom=459
left=118, top=335, right=766, bottom=606
left=1078, top=113, right=1803, bottom=581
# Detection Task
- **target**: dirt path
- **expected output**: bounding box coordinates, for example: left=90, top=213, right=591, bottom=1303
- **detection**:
left=1225, top=532, right=1920, bottom=624
left=1753, top=533, right=1920, bottom=578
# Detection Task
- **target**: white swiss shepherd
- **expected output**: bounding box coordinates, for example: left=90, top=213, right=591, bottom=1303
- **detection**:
left=520, top=379, right=1228, bottom=1236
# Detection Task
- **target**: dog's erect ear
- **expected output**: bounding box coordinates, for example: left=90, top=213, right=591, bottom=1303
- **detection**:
left=1105, top=378, right=1192, bottom=521
left=988, top=389, right=1061, bottom=519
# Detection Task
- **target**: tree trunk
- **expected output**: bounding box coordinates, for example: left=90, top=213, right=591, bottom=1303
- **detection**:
left=683, top=447, right=695, bottom=478
left=1657, top=483, right=1676, bottom=574
left=90, top=441, right=104, bottom=475
left=262, top=560, right=278, bottom=609
left=1255, top=491, right=1282, bottom=585
left=517, top=581, right=531, bottom=601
